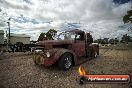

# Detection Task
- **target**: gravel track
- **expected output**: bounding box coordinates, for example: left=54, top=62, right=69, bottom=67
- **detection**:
left=0, top=49, right=132, bottom=88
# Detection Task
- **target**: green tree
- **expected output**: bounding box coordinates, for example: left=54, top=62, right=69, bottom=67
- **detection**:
left=120, top=34, right=131, bottom=44
left=94, top=39, right=103, bottom=44
left=123, top=8, right=132, bottom=23
left=102, top=38, right=109, bottom=44
left=37, top=33, right=46, bottom=41
left=37, top=29, right=57, bottom=41
left=109, top=38, right=115, bottom=44
left=114, top=38, right=119, bottom=44
left=108, top=38, right=119, bottom=44
left=46, top=29, right=57, bottom=40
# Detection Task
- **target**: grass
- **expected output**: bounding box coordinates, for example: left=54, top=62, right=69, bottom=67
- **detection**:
left=100, top=43, right=132, bottom=49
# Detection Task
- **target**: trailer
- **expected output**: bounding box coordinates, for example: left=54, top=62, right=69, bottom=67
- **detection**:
left=0, top=31, right=36, bottom=54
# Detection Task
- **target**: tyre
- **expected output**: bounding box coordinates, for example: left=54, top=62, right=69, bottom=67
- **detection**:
left=58, top=53, right=73, bottom=70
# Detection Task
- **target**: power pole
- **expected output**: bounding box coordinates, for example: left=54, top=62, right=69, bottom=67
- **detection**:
left=6, top=18, right=11, bottom=52
left=7, top=18, right=11, bottom=44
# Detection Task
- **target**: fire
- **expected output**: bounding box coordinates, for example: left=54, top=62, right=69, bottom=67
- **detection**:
left=78, top=66, right=86, bottom=76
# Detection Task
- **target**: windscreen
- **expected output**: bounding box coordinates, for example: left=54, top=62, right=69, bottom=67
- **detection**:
left=54, top=32, right=76, bottom=40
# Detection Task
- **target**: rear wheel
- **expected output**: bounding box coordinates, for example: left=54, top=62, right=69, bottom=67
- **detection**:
left=58, top=53, right=73, bottom=70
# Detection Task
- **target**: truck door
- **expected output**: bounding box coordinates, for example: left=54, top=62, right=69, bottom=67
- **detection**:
left=72, top=33, right=86, bottom=57
left=86, top=33, right=94, bottom=57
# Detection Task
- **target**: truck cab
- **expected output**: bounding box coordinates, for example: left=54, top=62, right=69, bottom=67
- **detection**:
left=32, top=29, right=99, bottom=70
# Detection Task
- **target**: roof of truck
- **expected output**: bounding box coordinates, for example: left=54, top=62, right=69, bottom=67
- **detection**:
left=66, top=29, right=85, bottom=33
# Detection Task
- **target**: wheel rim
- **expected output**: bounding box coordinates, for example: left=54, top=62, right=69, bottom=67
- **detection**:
left=64, top=56, right=72, bottom=69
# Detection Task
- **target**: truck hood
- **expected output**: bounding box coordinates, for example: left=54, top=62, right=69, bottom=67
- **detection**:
left=37, top=40, right=74, bottom=46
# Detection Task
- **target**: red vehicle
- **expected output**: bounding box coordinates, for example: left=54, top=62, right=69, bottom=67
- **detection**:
left=32, top=29, right=99, bottom=70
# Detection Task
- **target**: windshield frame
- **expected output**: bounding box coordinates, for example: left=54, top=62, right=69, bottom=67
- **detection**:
left=54, top=31, right=76, bottom=40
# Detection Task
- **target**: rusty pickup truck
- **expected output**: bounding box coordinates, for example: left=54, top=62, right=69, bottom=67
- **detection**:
left=32, top=29, right=99, bottom=70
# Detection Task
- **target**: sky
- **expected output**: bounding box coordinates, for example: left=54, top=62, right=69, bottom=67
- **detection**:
left=0, top=0, right=132, bottom=40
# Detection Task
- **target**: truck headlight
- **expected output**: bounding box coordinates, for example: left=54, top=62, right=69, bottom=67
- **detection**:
left=45, top=52, right=50, bottom=58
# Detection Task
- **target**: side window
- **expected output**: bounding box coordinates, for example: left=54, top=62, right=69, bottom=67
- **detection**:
left=75, top=33, right=84, bottom=41
left=76, top=35, right=81, bottom=39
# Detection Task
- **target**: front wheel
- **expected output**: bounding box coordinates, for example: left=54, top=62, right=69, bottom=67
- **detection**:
left=58, top=53, right=73, bottom=70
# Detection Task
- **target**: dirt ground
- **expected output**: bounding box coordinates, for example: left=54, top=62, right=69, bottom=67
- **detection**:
left=0, top=49, right=132, bottom=88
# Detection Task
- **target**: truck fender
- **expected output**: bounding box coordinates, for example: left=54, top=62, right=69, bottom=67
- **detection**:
left=53, top=49, right=77, bottom=65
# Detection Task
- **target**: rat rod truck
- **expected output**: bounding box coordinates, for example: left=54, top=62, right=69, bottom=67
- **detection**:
left=32, top=29, right=99, bottom=70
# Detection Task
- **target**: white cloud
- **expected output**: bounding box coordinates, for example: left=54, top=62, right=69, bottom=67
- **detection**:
left=0, top=0, right=131, bottom=40
left=0, top=0, right=31, bottom=10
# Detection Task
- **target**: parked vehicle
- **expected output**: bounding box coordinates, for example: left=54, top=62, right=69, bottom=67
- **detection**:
left=32, top=29, right=99, bottom=70
left=0, top=42, right=35, bottom=54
